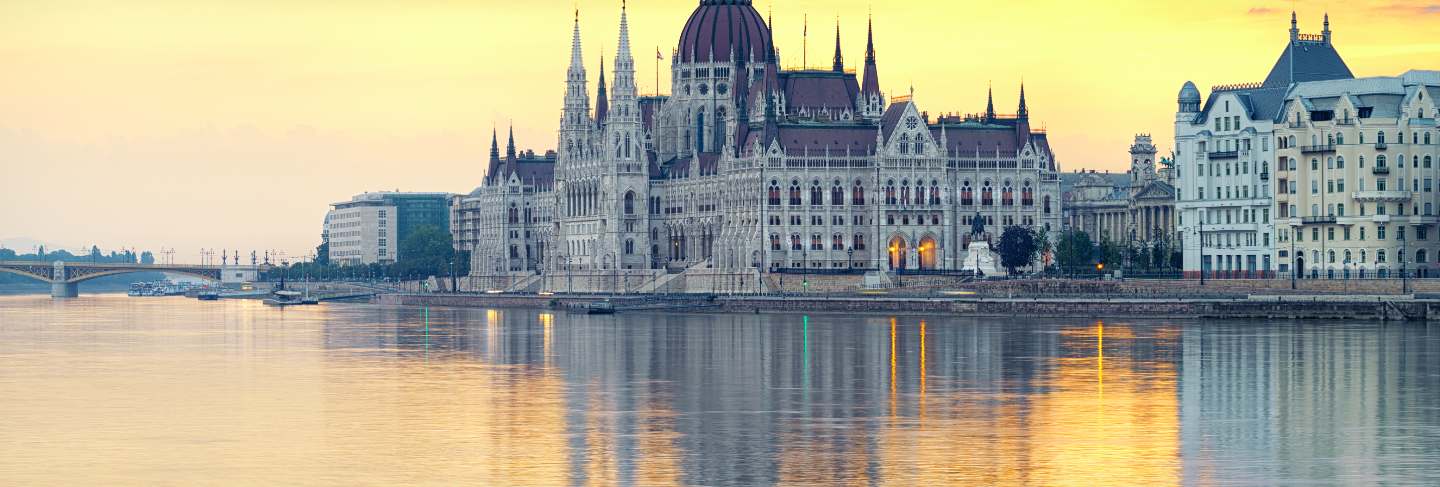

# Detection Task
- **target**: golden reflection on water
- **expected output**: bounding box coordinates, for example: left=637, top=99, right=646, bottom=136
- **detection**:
left=7, top=295, right=1434, bottom=485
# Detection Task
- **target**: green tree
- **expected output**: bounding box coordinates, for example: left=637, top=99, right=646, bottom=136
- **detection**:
left=1055, top=230, right=1094, bottom=272
left=996, top=226, right=1038, bottom=275
left=315, top=241, right=330, bottom=266
left=392, top=225, right=457, bottom=280
left=140, top=251, right=155, bottom=264
left=1034, top=227, right=1053, bottom=270
left=0, top=248, right=15, bottom=260
left=1097, top=237, right=1125, bottom=271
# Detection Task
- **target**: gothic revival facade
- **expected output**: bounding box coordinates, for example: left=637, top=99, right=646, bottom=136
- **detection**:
left=454, top=0, right=1060, bottom=285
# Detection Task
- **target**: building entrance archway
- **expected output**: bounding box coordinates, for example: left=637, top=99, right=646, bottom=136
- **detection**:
left=888, top=236, right=908, bottom=270
left=918, top=236, right=938, bottom=270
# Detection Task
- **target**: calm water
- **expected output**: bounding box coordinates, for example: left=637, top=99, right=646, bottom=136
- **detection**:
left=1, top=295, right=1438, bottom=485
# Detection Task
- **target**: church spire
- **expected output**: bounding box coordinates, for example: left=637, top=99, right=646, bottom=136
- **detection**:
left=1289, top=11, right=1299, bottom=42
left=489, top=128, right=501, bottom=163
left=561, top=9, right=591, bottom=162
left=832, top=20, right=844, bottom=72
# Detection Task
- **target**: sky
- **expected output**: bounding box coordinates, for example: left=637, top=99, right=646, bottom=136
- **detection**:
left=1, top=0, right=1437, bottom=263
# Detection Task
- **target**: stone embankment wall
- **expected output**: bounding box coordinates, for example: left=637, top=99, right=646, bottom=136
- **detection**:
left=377, top=293, right=1439, bottom=320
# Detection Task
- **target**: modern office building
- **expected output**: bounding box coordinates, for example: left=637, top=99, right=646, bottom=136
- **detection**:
left=326, top=192, right=452, bottom=265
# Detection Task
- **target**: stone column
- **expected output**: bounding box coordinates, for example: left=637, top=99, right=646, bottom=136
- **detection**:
left=52, top=281, right=78, bottom=298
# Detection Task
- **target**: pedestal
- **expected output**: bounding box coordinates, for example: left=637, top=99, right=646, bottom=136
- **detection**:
left=51, top=281, right=78, bottom=298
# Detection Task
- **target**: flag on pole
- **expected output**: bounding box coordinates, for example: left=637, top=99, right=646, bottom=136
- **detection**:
left=657, top=47, right=663, bottom=60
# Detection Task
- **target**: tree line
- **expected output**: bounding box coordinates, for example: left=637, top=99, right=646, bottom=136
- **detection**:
left=263, top=225, right=468, bottom=282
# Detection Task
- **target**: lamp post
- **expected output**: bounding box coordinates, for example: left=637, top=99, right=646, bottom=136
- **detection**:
left=1197, top=218, right=1205, bottom=286
left=1290, top=228, right=1298, bottom=290
left=801, top=250, right=809, bottom=294
left=847, top=247, right=855, bottom=271
left=1401, top=236, right=1409, bottom=294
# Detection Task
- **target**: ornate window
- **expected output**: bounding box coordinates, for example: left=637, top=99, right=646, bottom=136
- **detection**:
left=768, top=181, right=781, bottom=206
left=852, top=180, right=866, bottom=205
left=831, top=181, right=844, bottom=206
left=789, top=181, right=802, bottom=206
left=810, top=181, right=823, bottom=206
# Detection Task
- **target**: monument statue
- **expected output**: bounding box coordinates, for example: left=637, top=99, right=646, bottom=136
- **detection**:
left=970, top=212, right=986, bottom=237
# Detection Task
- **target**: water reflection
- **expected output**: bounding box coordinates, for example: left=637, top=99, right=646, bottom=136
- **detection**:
left=0, top=295, right=1436, bottom=485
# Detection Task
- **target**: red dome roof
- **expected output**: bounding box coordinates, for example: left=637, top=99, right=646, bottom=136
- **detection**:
left=676, top=0, right=771, bottom=64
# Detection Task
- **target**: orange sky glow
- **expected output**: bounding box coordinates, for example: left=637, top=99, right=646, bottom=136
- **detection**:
left=1, top=0, right=1436, bottom=262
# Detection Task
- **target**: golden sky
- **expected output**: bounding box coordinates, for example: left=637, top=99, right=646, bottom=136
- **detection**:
left=1, top=0, right=1436, bottom=261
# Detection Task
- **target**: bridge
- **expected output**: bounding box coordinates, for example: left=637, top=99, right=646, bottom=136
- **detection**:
left=0, top=260, right=261, bottom=298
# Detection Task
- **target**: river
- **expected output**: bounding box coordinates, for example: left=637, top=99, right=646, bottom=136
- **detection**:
left=1, top=294, right=1437, bottom=485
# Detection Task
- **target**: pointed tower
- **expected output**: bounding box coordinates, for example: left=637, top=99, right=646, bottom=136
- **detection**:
left=506, top=126, right=517, bottom=161
left=1015, top=83, right=1031, bottom=140
left=859, top=15, right=883, bottom=119
left=984, top=84, right=996, bottom=123
left=596, top=56, right=609, bottom=127
left=832, top=21, right=844, bottom=72
left=607, top=0, right=648, bottom=270
left=486, top=128, right=502, bottom=184
left=1289, top=11, right=1299, bottom=42
left=560, top=10, right=592, bottom=165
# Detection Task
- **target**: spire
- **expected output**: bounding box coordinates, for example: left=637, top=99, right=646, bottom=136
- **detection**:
left=561, top=8, right=591, bottom=161
left=1017, top=82, right=1029, bottom=120
left=860, top=14, right=880, bottom=98
left=985, top=83, right=995, bottom=122
left=596, top=55, right=609, bottom=125
left=832, top=20, right=843, bottom=72
left=571, top=10, right=585, bottom=70
left=506, top=125, right=517, bottom=161
left=486, top=128, right=501, bottom=183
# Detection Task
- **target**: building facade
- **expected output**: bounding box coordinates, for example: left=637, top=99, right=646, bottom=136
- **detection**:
left=326, top=192, right=453, bottom=266
left=1273, top=70, right=1440, bottom=278
left=1175, top=13, right=1352, bottom=277
left=1064, top=134, right=1178, bottom=254
left=455, top=0, right=1061, bottom=285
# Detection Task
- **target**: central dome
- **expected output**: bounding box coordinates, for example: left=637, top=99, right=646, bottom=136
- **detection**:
left=676, top=0, right=771, bottom=64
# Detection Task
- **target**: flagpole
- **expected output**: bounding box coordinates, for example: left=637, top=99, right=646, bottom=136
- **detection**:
left=656, top=46, right=661, bottom=96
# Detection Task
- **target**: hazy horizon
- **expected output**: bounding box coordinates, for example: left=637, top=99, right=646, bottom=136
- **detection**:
left=3, top=0, right=1437, bottom=264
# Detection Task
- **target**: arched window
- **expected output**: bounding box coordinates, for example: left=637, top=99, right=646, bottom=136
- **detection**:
left=900, top=180, right=911, bottom=205
left=1378, top=131, right=1386, bottom=144
left=1022, top=181, right=1034, bottom=206
left=624, top=133, right=632, bottom=159
left=1426, top=132, right=1433, bottom=145
left=1344, top=249, right=1352, bottom=263
left=913, top=138, right=924, bottom=155
left=791, top=234, right=802, bottom=250
left=810, top=181, right=823, bottom=206
left=1336, top=133, right=1344, bottom=145
left=898, top=134, right=910, bottom=155
left=961, top=180, right=974, bottom=206
left=1418, top=249, right=1428, bottom=264
left=982, top=181, right=994, bottom=206
left=1328, top=250, right=1336, bottom=264
left=789, top=181, right=802, bottom=206
left=1001, top=182, right=1015, bottom=206
left=1426, top=156, right=1433, bottom=169
left=1336, top=156, right=1345, bottom=169
left=852, top=180, right=866, bottom=205
left=1378, top=155, right=1388, bottom=168
left=853, top=234, right=866, bottom=250
left=831, top=181, right=844, bottom=206
left=1043, top=195, right=1052, bottom=214
left=768, top=181, right=781, bottom=206
left=930, top=182, right=941, bottom=205
left=770, top=234, right=781, bottom=251
left=832, top=233, right=844, bottom=250
left=885, top=180, right=897, bottom=205
left=624, top=239, right=635, bottom=255
left=624, top=191, right=635, bottom=215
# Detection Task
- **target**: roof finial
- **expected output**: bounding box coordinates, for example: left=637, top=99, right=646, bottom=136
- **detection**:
left=1289, top=10, right=1299, bottom=42
left=1323, top=12, right=1331, bottom=44
left=833, top=17, right=844, bottom=72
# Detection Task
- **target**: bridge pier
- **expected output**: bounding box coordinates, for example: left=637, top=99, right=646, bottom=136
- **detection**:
left=51, top=281, right=78, bottom=298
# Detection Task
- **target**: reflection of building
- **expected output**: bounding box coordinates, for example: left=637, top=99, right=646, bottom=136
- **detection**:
left=1064, top=135, right=1177, bottom=250
left=1272, top=71, right=1440, bottom=279
left=325, top=191, right=452, bottom=265
left=455, top=0, right=1061, bottom=284
left=1175, top=13, right=1353, bottom=276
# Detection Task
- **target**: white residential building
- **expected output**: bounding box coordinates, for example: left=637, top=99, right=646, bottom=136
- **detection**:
left=1174, top=13, right=1353, bottom=277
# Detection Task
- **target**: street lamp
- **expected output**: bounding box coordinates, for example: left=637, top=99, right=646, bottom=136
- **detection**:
left=1197, top=218, right=1206, bottom=286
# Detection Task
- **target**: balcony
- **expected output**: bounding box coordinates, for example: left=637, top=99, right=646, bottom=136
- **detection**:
left=1260, top=171, right=1270, bottom=181
left=1351, top=190, right=1411, bottom=202
left=1336, top=118, right=1356, bottom=126
left=1376, top=141, right=1388, bottom=150
left=1207, top=150, right=1239, bottom=159
left=1301, top=216, right=1337, bottom=224
left=1288, top=121, right=1307, bottom=129
left=1373, top=165, right=1390, bottom=175
left=1300, top=144, right=1336, bottom=153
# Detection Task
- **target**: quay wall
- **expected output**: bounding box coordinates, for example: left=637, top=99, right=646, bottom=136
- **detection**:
left=374, top=293, right=1440, bottom=321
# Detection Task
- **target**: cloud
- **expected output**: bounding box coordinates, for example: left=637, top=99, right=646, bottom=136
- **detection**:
left=1371, top=3, right=1440, bottom=15
left=1247, top=7, right=1280, bottom=15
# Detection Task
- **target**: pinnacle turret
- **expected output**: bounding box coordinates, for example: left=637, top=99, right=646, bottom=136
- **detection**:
left=832, top=21, right=843, bottom=72
left=985, top=84, right=996, bottom=122
left=1017, top=83, right=1028, bottom=120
